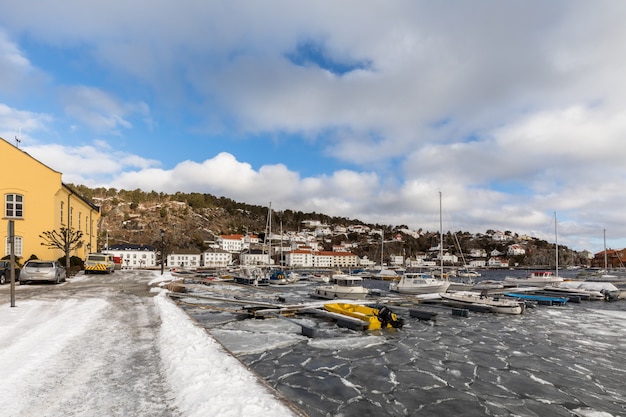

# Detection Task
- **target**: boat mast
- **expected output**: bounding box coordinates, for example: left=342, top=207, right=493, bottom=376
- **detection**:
left=602, top=229, right=609, bottom=273
left=439, top=191, right=444, bottom=279
left=265, top=202, right=272, bottom=267
left=554, top=212, right=559, bottom=277
left=381, top=230, right=384, bottom=270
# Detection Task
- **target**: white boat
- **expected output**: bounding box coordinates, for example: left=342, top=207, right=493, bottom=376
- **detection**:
left=558, top=281, right=621, bottom=300
left=232, top=267, right=270, bottom=286
left=458, top=268, right=481, bottom=278
left=503, top=271, right=564, bottom=287
left=392, top=192, right=451, bottom=295
left=313, top=275, right=369, bottom=300
left=440, top=291, right=525, bottom=315
left=299, top=272, right=330, bottom=283
left=373, top=269, right=399, bottom=280
left=471, top=280, right=504, bottom=290
left=389, top=272, right=450, bottom=295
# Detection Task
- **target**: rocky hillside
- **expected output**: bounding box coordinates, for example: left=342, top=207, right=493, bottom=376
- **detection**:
left=71, top=185, right=585, bottom=267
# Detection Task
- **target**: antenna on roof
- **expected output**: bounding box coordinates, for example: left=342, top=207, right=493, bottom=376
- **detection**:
left=15, top=127, right=21, bottom=148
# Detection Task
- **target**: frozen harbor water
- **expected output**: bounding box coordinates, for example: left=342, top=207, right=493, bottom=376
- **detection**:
left=180, top=272, right=626, bottom=417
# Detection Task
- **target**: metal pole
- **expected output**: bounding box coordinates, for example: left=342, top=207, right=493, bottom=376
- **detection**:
left=9, top=220, right=16, bottom=307
left=160, top=229, right=165, bottom=275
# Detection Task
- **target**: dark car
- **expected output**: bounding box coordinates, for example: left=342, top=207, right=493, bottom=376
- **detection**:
left=0, top=260, right=20, bottom=285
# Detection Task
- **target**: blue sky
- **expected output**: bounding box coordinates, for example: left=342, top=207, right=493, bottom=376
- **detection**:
left=2, top=1, right=626, bottom=253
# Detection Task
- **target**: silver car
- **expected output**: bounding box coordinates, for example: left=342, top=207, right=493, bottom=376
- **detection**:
left=20, top=260, right=66, bottom=285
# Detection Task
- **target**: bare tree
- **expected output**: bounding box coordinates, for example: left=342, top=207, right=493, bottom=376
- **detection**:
left=40, top=227, right=84, bottom=268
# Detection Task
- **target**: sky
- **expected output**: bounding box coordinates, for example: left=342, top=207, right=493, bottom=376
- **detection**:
left=0, top=271, right=300, bottom=417
left=1, top=1, right=626, bottom=253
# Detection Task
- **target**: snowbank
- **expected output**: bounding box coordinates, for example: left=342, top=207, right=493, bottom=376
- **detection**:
left=154, top=289, right=299, bottom=417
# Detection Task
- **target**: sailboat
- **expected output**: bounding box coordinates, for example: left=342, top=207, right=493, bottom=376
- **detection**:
left=373, top=230, right=398, bottom=280
left=389, top=192, right=450, bottom=294
left=504, top=212, right=564, bottom=287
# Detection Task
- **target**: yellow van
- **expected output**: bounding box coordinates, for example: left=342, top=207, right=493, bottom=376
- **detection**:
left=84, top=253, right=115, bottom=274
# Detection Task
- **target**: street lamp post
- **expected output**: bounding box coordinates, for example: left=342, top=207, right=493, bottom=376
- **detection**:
left=160, top=229, right=165, bottom=275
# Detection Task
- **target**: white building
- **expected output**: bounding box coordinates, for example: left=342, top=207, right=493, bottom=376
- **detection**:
left=285, top=249, right=314, bottom=268
left=469, top=259, right=487, bottom=268
left=487, top=257, right=509, bottom=268
left=469, top=248, right=487, bottom=258
left=389, top=255, right=404, bottom=267
left=168, top=250, right=202, bottom=269
left=283, top=249, right=359, bottom=269
left=239, top=250, right=272, bottom=266
left=217, top=234, right=248, bottom=253
left=106, top=244, right=157, bottom=269
left=507, top=244, right=526, bottom=256
left=202, top=249, right=233, bottom=268
left=437, top=252, right=459, bottom=264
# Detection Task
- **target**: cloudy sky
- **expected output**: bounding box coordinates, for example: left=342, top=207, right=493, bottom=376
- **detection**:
left=1, top=1, right=625, bottom=253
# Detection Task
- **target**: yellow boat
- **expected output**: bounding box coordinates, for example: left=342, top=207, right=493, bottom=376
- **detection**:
left=324, top=303, right=404, bottom=330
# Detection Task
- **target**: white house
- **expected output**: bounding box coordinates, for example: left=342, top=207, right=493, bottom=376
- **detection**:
left=487, top=257, right=509, bottom=268
left=168, top=249, right=202, bottom=269
left=106, top=244, right=157, bottom=268
left=389, top=255, right=404, bottom=267
left=358, top=256, right=376, bottom=268
left=469, top=259, right=487, bottom=268
left=202, top=249, right=233, bottom=268
left=217, top=234, right=247, bottom=253
left=491, top=231, right=513, bottom=241
left=437, top=252, right=459, bottom=264
left=507, top=244, right=526, bottom=256
left=239, top=250, right=272, bottom=266
left=469, top=248, right=487, bottom=258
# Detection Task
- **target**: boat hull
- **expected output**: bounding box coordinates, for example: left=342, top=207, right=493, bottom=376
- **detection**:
left=314, top=286, right=369, bottom=300
left=324, top=303, right=403, bottom=330
left=389, top=273, right=450, bottom=294
left=440, top=292, right=525, bottom=315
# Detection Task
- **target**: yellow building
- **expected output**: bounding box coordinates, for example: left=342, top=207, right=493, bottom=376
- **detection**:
left=0, top=137, right=100, bottom=263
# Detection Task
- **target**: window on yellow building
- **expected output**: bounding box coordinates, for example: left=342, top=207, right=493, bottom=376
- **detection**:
left=5, top=194, right=23, bottom=218
left=60, top=202, right=64, bottom=224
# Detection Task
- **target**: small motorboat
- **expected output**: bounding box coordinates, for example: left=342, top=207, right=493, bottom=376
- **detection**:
left=313, top=275, right=369, bottom=300
left=324, top=303, right=404, bottom=330
left=389, top=272, right=450, bottom=295
left=440, top=291, right=525, bottom=315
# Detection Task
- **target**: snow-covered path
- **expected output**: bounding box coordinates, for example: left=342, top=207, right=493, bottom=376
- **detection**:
left=0, top=270, right=301, bottom=417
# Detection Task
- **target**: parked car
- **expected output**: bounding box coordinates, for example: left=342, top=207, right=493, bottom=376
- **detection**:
left=20, top=260, right=66, bottom=285
left=0, top=260, right=20, bottom=285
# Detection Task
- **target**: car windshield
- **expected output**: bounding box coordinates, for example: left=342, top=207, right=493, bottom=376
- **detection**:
left=27, top=262, right=54, bottom=268
left=88, top=256, right=107, bottom=261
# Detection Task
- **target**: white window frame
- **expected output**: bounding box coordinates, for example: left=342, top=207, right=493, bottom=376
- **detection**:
left=5, top=194, right=24, bottom=218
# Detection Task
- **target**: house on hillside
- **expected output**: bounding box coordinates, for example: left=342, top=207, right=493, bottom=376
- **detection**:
left=0, top=137, right=100, bottom=262
left=488, top=257, right=509, bottom=268
left=507, top=244, right=526, bottom=256
left=217, top=234, right=248, bottom=253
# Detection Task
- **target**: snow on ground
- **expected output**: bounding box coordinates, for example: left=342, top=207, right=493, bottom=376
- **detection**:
left=0, top=271, right=301, bottom=417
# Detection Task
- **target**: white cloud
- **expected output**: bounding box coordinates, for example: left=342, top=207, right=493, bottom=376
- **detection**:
left=22, top=142, right=161, bottom=186
left=3, top=1, right=626, bottom=252
left=60, top=86, right=150, bottom=134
